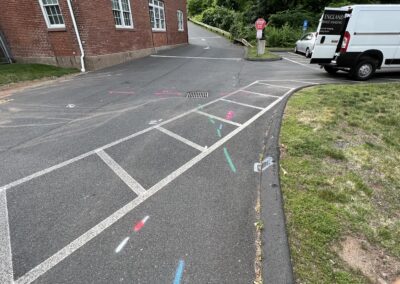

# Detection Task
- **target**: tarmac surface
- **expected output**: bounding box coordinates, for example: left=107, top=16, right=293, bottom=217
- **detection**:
left=0, top=22, right=399, bottom=284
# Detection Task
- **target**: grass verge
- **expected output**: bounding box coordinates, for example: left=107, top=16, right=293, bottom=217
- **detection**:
left=280, top=83, right=400, bottom=283
left=246, top=46, right=281, bottom=60
left=0, top=63, right=78, bottom=86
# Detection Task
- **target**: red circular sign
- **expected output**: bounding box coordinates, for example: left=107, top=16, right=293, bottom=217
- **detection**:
left=255, top=18, right=267, bottom=30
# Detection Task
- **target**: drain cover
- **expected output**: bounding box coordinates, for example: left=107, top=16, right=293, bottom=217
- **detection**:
left=185, top=91, right=209, bottom=98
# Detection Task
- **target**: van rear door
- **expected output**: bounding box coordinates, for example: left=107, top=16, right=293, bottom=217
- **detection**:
left=311, top=8, right=351, bottom=64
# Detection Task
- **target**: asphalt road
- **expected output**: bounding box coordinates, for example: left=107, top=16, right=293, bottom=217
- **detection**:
left=1, top=22, right=399, bottom=284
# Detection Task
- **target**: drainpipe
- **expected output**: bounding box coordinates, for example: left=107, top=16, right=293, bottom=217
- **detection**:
left=67, top=0, right=85, bottom=72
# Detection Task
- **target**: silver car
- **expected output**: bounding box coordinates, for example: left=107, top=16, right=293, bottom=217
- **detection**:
left=294, top=32, right=316, bottom=58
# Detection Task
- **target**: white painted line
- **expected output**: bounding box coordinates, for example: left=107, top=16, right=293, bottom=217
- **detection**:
left=0, top=191, right=13, bottom=284
left=289, top=80, right=318, bottom=85
left=155, top=126, right=205, bottom=152
left=204, top=46, right=210, bottom=50
left=282, top=57, right=320, bottom=71
left=14, top=87, right=294, bottom=284
left=240, top=90, right=279, bottom=98
left=150, top=55, right=241, bottom=61
left=0, top=81, right=259, bottom=194
left=256, top=82, right=293, bottom=89
left=96, top=150, right=146, bottom=196
left=195, top=110, right=242, bottom=127
left=220, top=98, right=263, bottom=110
left=288, top=52, right=308, bottom=58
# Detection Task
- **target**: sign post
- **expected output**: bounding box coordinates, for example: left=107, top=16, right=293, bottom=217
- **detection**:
left=255, top=18, right=267, bottom=55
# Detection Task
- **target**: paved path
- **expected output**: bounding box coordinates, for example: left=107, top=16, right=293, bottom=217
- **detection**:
left=0, top=23, right=399, bottom=284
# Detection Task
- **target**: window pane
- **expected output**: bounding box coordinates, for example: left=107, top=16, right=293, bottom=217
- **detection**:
left=111, top=0, right=119, bottom=10
left=113, top=10, right=122, bottom=25
left=121, top=0, right=130, bottom=12
left=123, top=12, right=131, bottom=26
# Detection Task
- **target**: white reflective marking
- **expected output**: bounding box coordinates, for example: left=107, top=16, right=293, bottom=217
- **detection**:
left=96, top=150, right=146, bottom=196
left=240, top=90, right=279, bottom=98
left=150, top=55, right=241, bottom=61
left=220, top=98, right=263, bottom=110
left=0, top=191, right=13, bottom=284
left=155, top=126, right=205, bottom=152
left=256, top=82, right=293, bottom=89
left=195, top=110, right=242, bottom=127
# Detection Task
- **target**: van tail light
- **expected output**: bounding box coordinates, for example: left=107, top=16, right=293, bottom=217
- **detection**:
left=340, top=31, right=350, bottom=53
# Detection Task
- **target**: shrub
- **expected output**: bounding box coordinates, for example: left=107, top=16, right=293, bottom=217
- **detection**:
left=201, top=6, right=240, bottom=32
left=265, top=23, right=303, bottom=47
left=269, top=9, right=319, bottom=28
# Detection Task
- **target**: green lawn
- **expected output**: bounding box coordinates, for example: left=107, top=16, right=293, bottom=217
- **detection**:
left=280, top=83, right=400, bottom=283
left=0, top=64, right=78, bottom=86
left=246, top=46, right=281, bottom=60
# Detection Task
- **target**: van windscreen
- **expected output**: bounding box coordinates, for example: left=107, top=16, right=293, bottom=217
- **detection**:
left=319, top=10, right=347, bottom=35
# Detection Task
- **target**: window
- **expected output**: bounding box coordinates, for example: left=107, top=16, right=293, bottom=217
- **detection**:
left=149, top=0, right=165, bottom=31
left=177, top=10, right=184, bottom=31
left=39, top=0, right=65, bottom=29
left=111, top=0, right=133, bottom=28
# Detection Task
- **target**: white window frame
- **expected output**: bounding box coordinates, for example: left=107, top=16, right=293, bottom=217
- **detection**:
left=111, top=0, right=134, bottom=29
left=38, top=0, right=65, bottom=29
left=149, top=0, right=166, bottom=31
left=177, top=10, right=184, bottom=31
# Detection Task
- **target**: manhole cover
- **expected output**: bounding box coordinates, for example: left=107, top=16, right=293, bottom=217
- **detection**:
left=185, top=91, right=209, bottom=98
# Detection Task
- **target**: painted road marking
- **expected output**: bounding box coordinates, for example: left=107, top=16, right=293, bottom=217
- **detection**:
left=0, top=191, right=13, bottom=284
left=220, top=98, right=264, bottom=110
left=256, top=82, right=293, bottom=90
left=173, top=260, right=185, bottom=284
left=14, top=86, right=294, bottom=284
left=133, top=216, right=150, bottom=232
left=115, top=237, right=130, bottom=253
left=282, top=57, right=320, bottom=71
left=223, top=147, right=237, bottom=173
left=156, top=126, right=205, bottom=152
left=196, top=110, right=242, bottom=127
left=0, top=81, right=260, bottom=194
left=150, top=55, right=241, bottom=61
left=240, top=90, right=279, bottom=98
left=96, top=149, right=146, bottom=196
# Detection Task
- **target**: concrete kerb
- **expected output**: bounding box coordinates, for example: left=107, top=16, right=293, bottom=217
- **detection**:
left=258, top=84, right=313, bottom=284
left=244, top=47, right=283, bottom=62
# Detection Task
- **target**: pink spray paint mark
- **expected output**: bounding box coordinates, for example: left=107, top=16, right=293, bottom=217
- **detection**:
left=133, top=216, right=150, bottom=232
left=225, top=111, right=234, bottom=120
left=154, top=90, right=182, bottom=97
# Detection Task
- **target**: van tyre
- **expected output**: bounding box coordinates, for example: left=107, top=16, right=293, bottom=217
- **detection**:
left=324, top=66, right=338, bottom=74
left=351, top=57, right=377, bottom=81
left=294, top=46, right=298, bottom=54
left=305, top=48, right=311, bottom=58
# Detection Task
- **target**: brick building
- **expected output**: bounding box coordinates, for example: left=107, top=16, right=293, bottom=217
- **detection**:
left=0, top=0, right=188, bottom=70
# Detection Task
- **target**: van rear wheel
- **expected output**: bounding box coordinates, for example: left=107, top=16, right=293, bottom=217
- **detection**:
left=351, top=57, right=377, bottom=81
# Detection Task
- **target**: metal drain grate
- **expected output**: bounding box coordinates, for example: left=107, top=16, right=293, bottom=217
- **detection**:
left=185, top=91, right=209, bottom=98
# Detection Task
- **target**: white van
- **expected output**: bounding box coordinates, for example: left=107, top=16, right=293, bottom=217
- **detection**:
left=311, top=5, right=400, bottom=80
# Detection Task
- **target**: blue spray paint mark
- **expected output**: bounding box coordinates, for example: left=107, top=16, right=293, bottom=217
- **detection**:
left=223, top=147, right=237, bottom=173
left=219, top=124, right=223, bottom=130
left=217, top=129, right=222, bottom=137
left=173, top=260, right=185, bottom=284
